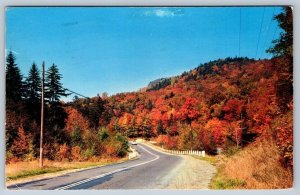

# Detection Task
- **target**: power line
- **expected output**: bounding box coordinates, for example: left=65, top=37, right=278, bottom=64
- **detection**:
left=260, top=7, right=275, bottom=59
left=255, top=7, right=266, bottom=59
left=64, top=88, right=90, bottom=99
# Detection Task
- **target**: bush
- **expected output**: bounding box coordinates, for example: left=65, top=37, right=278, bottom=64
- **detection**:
left=115, top=133, right=128, bottom=157
left=83, top=145, right=96, bottom=160
left=71, top=146, right=82, bottom=161
left=10, top=127, right=29, bottom=159
left=105, top=144, right=119, bottom=157
left=224, top=146, right=240, bottom=157
left=213, top=179, right=246, bottom=189
left=98, top=127, right=110, bottom=141
left=24, top=140, right=35, bottom=161
left=6, top=150, right=16, bottom=163
left=71, top=126, right=83, bottom=147
left=57, top=143, right=70, bottom=161
left=43, top=143, right=60, bottom=160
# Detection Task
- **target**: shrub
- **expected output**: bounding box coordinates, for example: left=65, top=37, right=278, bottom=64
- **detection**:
left=10, top=127, right=29, bottom=159
left=43, top=143, right=60, bottom=160
left=71, top=146, right=82, bottom=161
left=24, top=139, right=35, bottom=161
left=83, top=145, right=96, bottom=160
left=214, top=179, right=246, bottom=189
left=57, top=143, right=70, bottom=161
left=6, top=150, right=16, bottom=164
left=70, top=126, right=83, bottom=147
left=114, top=133, right=128, bottom=157
left=98, top=127, right=110, bottom=142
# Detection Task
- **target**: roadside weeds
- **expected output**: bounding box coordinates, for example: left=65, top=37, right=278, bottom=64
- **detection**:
left=6, top=156, right=133, bottom=187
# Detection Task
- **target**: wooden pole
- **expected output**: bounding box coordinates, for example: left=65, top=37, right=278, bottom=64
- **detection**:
left=39, top=62, right=45, bottom=168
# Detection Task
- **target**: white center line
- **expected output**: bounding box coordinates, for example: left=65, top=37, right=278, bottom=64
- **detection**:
left=55, top=144, right=160, bottom=190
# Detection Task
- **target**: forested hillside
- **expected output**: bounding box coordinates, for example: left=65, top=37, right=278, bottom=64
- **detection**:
left=5, top=7, right=292, bottom=187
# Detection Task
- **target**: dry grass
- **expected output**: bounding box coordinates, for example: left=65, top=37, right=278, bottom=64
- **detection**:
left=6, top=157, right=125, bottom=181
left=211, top=140, right=293, bottom=189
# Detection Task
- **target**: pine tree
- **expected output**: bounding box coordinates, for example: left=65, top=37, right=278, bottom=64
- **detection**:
left=25, top=63, right=41, bottom=104
left=44, top=63, right=69, bottom=143
left=25, top=63, right=41, bottom=122
left=267, top=7, right=293, bottom=112
left=267, top=7, right=293, bottom=57
left=45, top=63, right=69, bottom=103
left=6, top=50, right=24, bottom=102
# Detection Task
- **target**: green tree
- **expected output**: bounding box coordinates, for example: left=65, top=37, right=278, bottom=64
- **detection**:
left=44, top=63, right=69, bottom=143
left=70, top=125, right=83, bottom=147
left=24, top=63, right=41, bottom=122
left=156, top=119, right=165, bottom=135
left=45, top=63, right=69, bottom=103
left=267, top=7, right=293, bottom=112
left=267, top=7, right=293, bottom=57
left=6, top=50, right=24, bottom=102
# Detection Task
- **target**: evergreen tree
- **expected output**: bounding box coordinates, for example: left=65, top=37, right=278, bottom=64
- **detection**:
left=25, top=63, right=41, bottom=104
left=267, top=7, right=293, bottom=112
left=44, top=63, right=69, bottom=143
left=6, top=51, right=26, bottom=150
left=6, top=50, right=24, bottom=102
left=156, top=119, right=165, bottom=135
left=45, top=63, right=69, bottom=103
left=25, top=63, right=41, bottom=122
left=267, top=7, right=293, bottom=57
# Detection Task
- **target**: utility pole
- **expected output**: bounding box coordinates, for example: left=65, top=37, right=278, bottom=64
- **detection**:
left=39, top=62, right=45, bottom=168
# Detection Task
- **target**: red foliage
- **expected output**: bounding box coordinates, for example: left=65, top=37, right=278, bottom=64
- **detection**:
left=65, top=107, right=89, bottom=134
left=222, top=99, right=245, bottom=121
left=177, top=97, right=200, bottom=124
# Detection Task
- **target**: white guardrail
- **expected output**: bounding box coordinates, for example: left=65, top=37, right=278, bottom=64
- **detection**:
left=161, top=147, right=206, bottom=157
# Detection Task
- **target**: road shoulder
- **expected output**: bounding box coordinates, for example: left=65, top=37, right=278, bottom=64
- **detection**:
left=143, top=142, right=217, bottom=189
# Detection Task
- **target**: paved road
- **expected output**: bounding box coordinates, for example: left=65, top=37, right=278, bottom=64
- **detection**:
left=7, top=143, right=183, bottom=190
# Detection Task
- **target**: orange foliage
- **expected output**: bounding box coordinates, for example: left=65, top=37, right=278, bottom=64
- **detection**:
left=204, top=118, right=227, bottom=146
left=10, top=127, right=29, bottom=159
left=57, top=143, right=70, bottom=161
left=71, top=146, right=82, bottom=161
left=65, top=107, right=89, bottom=134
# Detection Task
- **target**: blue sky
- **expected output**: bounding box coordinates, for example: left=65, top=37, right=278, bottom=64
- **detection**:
left=5, top=7, right=282, bottom=101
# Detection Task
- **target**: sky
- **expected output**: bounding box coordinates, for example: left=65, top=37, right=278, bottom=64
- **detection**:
left=5, top=7, right=283, bottom=101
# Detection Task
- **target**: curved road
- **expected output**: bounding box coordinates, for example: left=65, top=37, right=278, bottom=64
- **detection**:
left=7, top=143, right=183, bottom=190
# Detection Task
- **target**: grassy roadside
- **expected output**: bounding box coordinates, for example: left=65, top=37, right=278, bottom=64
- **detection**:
left=208, top=140, right=293, bottom=189
left=189, top=140, right=293, bottom=189
left=190, top=155, right=217, bottom=166
left=6, top=158, right=127, bottom=182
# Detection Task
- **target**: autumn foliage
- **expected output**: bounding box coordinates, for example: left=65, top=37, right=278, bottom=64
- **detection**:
left=6, top=57, right=293, bottom=178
